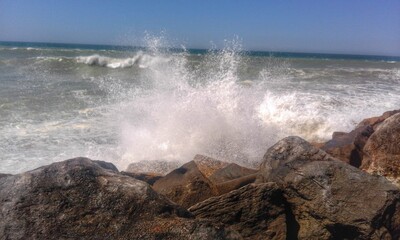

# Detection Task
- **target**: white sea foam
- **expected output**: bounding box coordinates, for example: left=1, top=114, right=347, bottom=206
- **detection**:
left=76, top=52, right=170, bottom=69
left=84, top=38, right=400, bottom=170
left=1, top=37, right=400, bottom=174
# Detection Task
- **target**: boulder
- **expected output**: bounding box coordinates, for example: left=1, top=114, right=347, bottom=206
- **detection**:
left=126, top=159, right=182, bottom=175
left=363, top=113, right=400, bottom=186
left=0, top=157, right=240, bottom=239
left=258, top=136, right=400, bottom=239
left=121, top=171, right=163, bottom=185
left=152, top=155, right=228, bottom=208
left=319, top=110, right=399, bottom=168
left=208, top=163, right=258, bottom=183
left=189, top=183, right=292, bottom=240
left=215, top=174, right=259, bottom=195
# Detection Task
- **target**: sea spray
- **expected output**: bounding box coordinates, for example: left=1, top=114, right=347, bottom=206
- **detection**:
left=0, top=38, right=399, bottom=173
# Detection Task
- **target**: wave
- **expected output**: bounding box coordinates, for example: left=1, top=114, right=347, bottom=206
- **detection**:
left=76, top=53, right=171, bottom=69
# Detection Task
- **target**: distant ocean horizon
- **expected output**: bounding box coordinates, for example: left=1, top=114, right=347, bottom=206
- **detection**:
left=0, top=38, right=399, bottom=174
left=1, top=40, right=399, bottom=61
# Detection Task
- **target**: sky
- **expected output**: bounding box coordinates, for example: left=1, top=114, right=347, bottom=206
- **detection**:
left=0, top=0, right=399, bottom=56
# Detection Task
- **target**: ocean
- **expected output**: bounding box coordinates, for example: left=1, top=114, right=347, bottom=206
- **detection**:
left=1, top=40, right=399, bottom=174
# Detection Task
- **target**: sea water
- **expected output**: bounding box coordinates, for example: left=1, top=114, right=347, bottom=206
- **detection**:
left=0, top=39, right=399, bottom=173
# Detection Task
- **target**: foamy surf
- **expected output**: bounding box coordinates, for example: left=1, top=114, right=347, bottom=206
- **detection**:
left=0, top=38, right=399, bottom=173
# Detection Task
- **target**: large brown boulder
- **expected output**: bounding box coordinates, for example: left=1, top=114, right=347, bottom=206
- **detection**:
left=363, top=113, right=400, bottom=186
left=189, top=183, right=292, bottom=240
left=0, top=157, right=240, bottom=239
left=152, top=155, right=228, bottom=208
left=319, top=110, right=400, bottom=168
left=258, top=136, right=400, bottom=239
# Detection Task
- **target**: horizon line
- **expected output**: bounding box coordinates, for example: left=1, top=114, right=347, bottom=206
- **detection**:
left=1, top=40, right=399, bottom=59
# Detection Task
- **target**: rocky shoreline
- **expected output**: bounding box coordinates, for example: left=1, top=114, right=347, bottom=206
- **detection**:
left=1, top=111, right=400, bottom=239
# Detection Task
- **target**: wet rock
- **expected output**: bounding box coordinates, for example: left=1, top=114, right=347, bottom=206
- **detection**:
left=363, top=113, right=400, bottom=186
left=0, top=157, right=240, bottom=239
left=319, top=109, right=400, bottom=168
left=121, top=171, right=163, bottom=185
left=152, top=155, right=228, bottom=208
left=356, top=109, right=400, bottom=129
left=258, top=136, right=400, bottom=239
left=320, top=125, right=373, bottom=167
left=126, top=159, right=182, bottom=175
left=189, top=183, right=290, bottom=240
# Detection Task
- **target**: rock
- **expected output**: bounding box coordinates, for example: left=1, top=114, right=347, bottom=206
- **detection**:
left=192, top=154, right=230, bottom=178
left=319, top=109, right=399, bottom=168
left=320, top=125, right=373, bottom=167
left=126, top=159, right=182, bottom=175
left=152, top=155, right=228, bottom=208
left=0, top=173, right=12, bottom=179
left=189, top=183, right=292, bottom=240
left=93, top=160, right=119, bottom=172
left=208, top=163, right=258, bottom=183
left=121, top=171, right=163, bottom=185
left=363, top=113, right=400, bottom=186
left=258, top=136, right=400, bottom=239
left=357, top=109, right=400, bottom=129
left=215, top=174, right=259, bottom=195
left=0, top=157, right=240, bottom=239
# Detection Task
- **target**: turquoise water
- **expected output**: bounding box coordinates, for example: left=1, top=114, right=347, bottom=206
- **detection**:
left=1, top=41, right=399, bottom=173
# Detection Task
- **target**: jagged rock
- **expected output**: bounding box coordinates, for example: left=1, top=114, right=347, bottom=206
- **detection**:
left=0, top=157, right=240, bottom=239
left=189, top=183, right=293, bottom=240
left=319, top=110, right=400, bottom=168
left=363, top=113, right=400, bottom=186
left=152, top=155, right=228, bottom=208
left=121, top=171, right=163, bottom=185
left=126, top=159, right=182, bottom=175
left=208, top=163, right=258, bottom=183
left=258, top=136, right=400, bottom=239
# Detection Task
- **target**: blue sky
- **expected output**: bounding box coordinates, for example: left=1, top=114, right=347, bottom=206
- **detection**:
left=0, top=0, right=399, bottom=56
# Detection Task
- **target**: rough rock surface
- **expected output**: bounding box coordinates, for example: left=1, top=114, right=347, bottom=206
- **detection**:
left=126, top=159, right=182, bottom=175
left=208, top=163, right=257, bottom=184
left=363, top=113, right=400, bottom=186
left=258, top=136, right=400, bottom=239
left=189, top=183, right=292, bottom=240
left=320, top=109, right=400, bottom=168
left=0, top=157, right=240, bottom=239
left=121, top=171, right=163, bottom=185
left=152, top=155, right=228, bottom=208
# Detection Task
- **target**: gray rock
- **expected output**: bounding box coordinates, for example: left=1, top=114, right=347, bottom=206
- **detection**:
left=258, top=136, right=400, bottom=239
left=0, top=157, right=240, bottom=239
